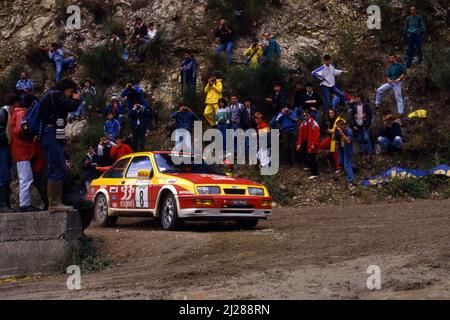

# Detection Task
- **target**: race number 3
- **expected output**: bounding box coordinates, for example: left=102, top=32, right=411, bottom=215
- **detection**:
left=135, top=185, right=149, bottom=208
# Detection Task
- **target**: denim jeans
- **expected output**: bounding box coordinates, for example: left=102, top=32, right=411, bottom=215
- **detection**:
left=376, top=82, right=404, bottom=114
left=378, top=136, right=403, bottom=151
left=215, top=41, right=234, bottom=65
left=41, top=126, right=67, bottom=181
left=217, top=123, right=229, bottom=153
left=355, top=127, right=372, bottom=155
left=322, top=86, right=346, bottom=111
left=55, top=58, right=75, bottom=82
left=0, top=146, right=11, bottom=187
left=407, top=33, right=423, bottom=68
left=17, top=161, right=33, bottom=207
left=338, top=146, right=355, bottom=184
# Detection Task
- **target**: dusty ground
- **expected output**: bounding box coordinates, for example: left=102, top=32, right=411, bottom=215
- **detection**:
left=1, top=200, right=449, bottom=300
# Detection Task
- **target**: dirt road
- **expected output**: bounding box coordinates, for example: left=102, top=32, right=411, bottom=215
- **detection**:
left=1, top=200, right=449, bottom=299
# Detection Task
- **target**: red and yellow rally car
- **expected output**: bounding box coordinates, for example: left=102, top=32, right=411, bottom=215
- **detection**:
left=86, top=152, right=273, bottom=230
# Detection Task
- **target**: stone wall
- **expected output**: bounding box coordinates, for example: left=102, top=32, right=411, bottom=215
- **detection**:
left=0, top=211, right=82, bottom=278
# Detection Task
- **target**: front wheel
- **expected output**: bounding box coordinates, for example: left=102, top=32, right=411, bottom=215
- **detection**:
left=236, top=219, right=259, bottom=229
left=94, top=194, right=118, bottom=227
left=160, top=193, right=182, bottom=230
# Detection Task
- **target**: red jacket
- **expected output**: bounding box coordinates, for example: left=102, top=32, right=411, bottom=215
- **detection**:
left=110, top=143, right=133, bottom=160
left=296, top=118, right=320, bottom=154
left=10, top=107, right=36, bottom=162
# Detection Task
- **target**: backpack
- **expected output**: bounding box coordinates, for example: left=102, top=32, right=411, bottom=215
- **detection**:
left=24, top=100, right=43, bottom=140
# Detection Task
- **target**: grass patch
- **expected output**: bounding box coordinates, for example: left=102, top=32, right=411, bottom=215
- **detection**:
left=381, top=175, right=449, bottom=199
left=55, top=237, right=113, bottom=274
left=139, top=27, right=172, bottom=65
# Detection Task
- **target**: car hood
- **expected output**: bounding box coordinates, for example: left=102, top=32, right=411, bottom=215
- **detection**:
left=163, top=173, right=261, bottom=186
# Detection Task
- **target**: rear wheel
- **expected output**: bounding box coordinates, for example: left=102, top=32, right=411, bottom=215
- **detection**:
left=94, top=194, right=118, bottom=227
left=160, top=193, right=182, bottom=230
left=236, top=219, right=259, bottom=229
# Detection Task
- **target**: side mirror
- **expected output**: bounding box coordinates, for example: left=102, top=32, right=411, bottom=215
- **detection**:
left=137, top=169, right=153, bottom=179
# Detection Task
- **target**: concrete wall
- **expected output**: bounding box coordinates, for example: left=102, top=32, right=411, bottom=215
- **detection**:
left=0, top=211, right=82, bottom=278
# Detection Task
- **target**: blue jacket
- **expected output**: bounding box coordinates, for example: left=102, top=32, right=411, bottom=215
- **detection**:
left=100, top=103, right=125, bottom=118
left=181, top=58, right=197, bottom=85
left=270, top=109, right=300, bottom=132
left=263, top=38, right=281, bottom=60
left=121, top=85, right=149, bottom=110
left=104, top=119, right=120, bottom=138
left=171, top=110, right=199, bottom=130
left=129, top=107, right=150, bottom=130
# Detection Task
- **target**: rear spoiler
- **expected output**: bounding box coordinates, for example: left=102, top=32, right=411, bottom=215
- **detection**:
left=96, top=166, right=111, bottom=173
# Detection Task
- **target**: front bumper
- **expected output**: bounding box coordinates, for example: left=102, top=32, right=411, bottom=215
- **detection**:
left=178, top=207, right=272, bottom=219
left=177, top=195, right=272, bottom=219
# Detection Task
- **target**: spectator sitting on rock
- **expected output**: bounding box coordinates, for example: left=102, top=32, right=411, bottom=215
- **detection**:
left=104, top=112, right=121, bottom=142
left=243, top=39, right=263, bottom=69
left=147, top=22, right=157, bottom=40
left=377, top=114, right=403, bottom=153
left=48, top=43, right=76, bottom=82
left=69, top=78, right=96, bottom=122
left=311, top=54, right=348, bottom=112
left=16, top=71, right=34, bottom=106
left=214, top=18, right=235, bottom=65
left=261, top=32, right=281, bottom=64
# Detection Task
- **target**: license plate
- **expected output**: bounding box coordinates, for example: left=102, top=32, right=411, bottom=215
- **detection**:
left=232, top=200, right=248, bottom=206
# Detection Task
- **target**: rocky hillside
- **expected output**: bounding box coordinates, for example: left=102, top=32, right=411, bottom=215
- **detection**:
left=0, top=0, right=449, bottom=206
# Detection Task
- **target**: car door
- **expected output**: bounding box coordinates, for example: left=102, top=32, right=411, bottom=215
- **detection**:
left=124, top=156, right=154, bottom=210
left=100, top=158, right=131, bottom=210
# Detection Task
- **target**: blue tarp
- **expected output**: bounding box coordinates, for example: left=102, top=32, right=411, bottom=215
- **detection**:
left=362, top=165, right=450, bottom=187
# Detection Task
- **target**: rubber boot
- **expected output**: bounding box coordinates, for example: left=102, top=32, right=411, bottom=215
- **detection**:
left=48, top=181, right=73, bottom=213
left=0, top=185, right=14, bottom=213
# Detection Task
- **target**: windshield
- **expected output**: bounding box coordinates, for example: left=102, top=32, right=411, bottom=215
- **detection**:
left=154, top=154, right=226, bottom=175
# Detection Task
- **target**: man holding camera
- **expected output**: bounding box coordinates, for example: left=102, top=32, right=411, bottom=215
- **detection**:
left=214, top=18, right=234, bottom=65
left=121, top=81, right=149, bottom=112
left=171, top=103, right=199, bottom=152
left=129, top=102, right=150, bottom=152
left=39, top=79, right=81, bottom=212
left=203, top=73, right=223, bottom=127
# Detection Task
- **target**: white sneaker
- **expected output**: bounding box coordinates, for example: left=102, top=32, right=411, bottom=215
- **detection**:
left=335, top=170, right=341, bottom=174
left=308, top=175, right=319, bottom=180
left=303, top=168, right=310, bottom=172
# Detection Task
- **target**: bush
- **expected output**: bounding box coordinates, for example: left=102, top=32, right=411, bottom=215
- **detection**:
left=102, top=20, right=126, bottom=39
left=0, top=66, right=21, bottom=105
left=424, top=45, right=450, bottom=94
left=383, top=177, right=430, bottom=199
left=139, top=27, right=172, bottom=65
left=80, top=46, right=125, bottom=85
left=24, top=42, right=49, bottom=69
left=206, top=0, right=267, bottom=37
left=224, top=61, right=289, bottom=106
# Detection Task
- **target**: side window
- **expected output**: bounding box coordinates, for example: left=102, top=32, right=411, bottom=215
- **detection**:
left=126, top=156, right=153, bottom=178
left=102, top=158, right=130, bottom=179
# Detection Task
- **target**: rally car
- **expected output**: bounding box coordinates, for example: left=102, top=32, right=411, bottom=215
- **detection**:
left=86, top=152, right=273, bottom=230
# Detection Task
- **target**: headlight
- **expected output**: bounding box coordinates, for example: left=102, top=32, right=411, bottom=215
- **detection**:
left=248, top=187, right=264, bottom=196
left=197, top=186, right=221, bottom=195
